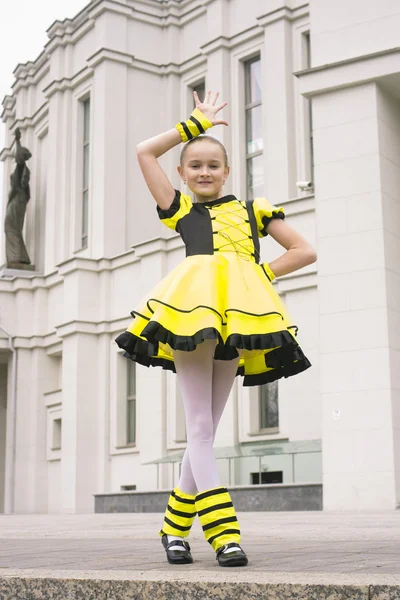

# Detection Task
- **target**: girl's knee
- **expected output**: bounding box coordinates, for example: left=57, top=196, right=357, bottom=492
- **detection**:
left=188, top=417, right=214, bottom=443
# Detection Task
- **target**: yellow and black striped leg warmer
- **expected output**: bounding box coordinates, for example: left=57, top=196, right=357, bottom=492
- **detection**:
left=159, top=487, right=197, bottom=538
left=195, top=486, right=240, bottom=551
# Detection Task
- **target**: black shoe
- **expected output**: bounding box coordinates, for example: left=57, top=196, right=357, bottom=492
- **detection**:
left=161, top=534, right=193, bottom=565
left=216, top=543, right=248, bottom=567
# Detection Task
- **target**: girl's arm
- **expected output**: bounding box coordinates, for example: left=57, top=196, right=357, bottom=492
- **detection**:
left=136, top=129, right=181, bottom=210
left=266, top=219, right=317, bottom=277
left=136, top=91, right=228, bottom=210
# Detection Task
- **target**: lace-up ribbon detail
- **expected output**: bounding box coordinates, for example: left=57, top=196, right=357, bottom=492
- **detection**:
left=210, top=202, right=256, bottom=262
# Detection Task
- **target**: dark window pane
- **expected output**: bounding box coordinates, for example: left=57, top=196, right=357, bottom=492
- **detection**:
left=245, top=59, right=261, bottom=105
left=247, top=154, right=264, bottom=199
left=192, top=81, right=205, bottom=106
left=83, top=99, right=90, bottom=142
left=82, top=190, right=89, bottom=238
left=259, top=382, right=279, bottom=429
left=128, top=361, right=136, bottom=397
left=83, top=145, right=90, bottom=189
left=127, top=399, right=136, bottom=444
left=246, top=105, right=263, bottom=154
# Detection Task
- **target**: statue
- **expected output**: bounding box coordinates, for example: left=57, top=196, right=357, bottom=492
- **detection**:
left=5, top=128, right=32, bottom=268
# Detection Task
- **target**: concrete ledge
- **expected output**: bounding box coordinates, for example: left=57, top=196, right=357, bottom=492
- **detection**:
left=0, top=571, right=398, bottom=600
left=94, top=483, right=323, bottom=513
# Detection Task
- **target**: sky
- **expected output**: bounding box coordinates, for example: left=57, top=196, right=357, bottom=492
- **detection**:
left=0, top=0, right=90, bottom=200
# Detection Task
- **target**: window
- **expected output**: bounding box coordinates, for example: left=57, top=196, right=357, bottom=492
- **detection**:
left=259, top=381, right=279, bottom=430
left=127, top=361, right=136, bottom=445
left=81, top=98, right=90, bottom=248
left=191, top=80, right=206, bottom=107
left=52, top=418, right=62, bottom=450
left=245, top=58, right=264, bottom=199
left=303, top=32, right=314, bottom=184
left=175, top=383, right=187, bottom=443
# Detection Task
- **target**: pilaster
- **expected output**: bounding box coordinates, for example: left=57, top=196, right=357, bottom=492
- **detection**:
left=258, top=13, right=297, bottom=200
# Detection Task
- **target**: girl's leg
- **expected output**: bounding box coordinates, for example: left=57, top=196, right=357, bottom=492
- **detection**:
left=160, top=339, right=216, bottom=552
left=177, top=348, right=241, bottom=494
left=174, top=339, right=219, bottom=491
left=173, top=346, right=244, bottom=558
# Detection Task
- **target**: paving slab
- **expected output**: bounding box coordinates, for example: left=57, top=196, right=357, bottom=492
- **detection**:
left=0, top=511, right=399, bottom=599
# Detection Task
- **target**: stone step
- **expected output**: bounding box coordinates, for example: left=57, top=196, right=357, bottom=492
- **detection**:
left=0, top=571, right=398, bottom=600
left=94, top=483, right=323, bottom=513
left=0, top=512, right=398, bottom=599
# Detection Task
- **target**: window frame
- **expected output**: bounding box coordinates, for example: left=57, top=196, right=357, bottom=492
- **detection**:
left=258, top=381, right=280, bottom=433
left=110, top=347, right=140, bottom=456
left=190, top=79, right=206, bottom=107
left=292, top=19, right=315, bottom=190
left=244, top=56, right=264, bottom=200
left=302, top=31, right=314, bottom=185
left=126, top=360, right=137, bottom=446
left=81, top=97, right=91, bottom=249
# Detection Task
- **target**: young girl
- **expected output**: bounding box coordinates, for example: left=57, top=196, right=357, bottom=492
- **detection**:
left=116, top=91, right=316, bottom=568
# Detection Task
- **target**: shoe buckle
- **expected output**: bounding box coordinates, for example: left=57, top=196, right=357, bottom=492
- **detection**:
left=216, top=544, right=227, bottom=559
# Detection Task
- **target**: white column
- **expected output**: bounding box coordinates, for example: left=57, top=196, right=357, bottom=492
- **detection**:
left=90, top=59, right=128, bottom=258
left=258, top=13, right=297, bottom=201
left=44, top=90, right=66, bottom=273
left=0, top=363, right=8, bottom=512
left=204, top=45, right=232, bottom=159
left=60, top=332, right=99, bottom=513
left=376, top=86, right=400, bottom=505
left=134, top=245, right=168, bottom=489
left=12, top=347, right=50, bottom=513
left=202, top=0, right=231, bottom=157
left=314, top=82, right=397, bottom=509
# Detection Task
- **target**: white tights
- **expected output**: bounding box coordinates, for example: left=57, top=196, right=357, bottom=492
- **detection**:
left=167, top=339, right=240, bottom=553
left=174, top=339, right=241, bottom=495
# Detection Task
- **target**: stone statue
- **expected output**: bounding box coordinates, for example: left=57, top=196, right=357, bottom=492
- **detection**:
left=5, top=128, right=32, bottom=268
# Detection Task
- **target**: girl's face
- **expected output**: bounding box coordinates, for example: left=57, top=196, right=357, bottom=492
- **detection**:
left=178, top=140, right=230, bottom=202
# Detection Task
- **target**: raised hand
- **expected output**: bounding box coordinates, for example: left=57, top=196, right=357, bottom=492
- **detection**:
left=194, top=90, right=228, bottom=127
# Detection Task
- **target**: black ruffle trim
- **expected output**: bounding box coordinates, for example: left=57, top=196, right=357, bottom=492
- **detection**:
left=141, top=321, right=222, bottom=353
left=115, top=322, right=312, bottom=386
left=156, top=189, right=181, bottom=220
left=240, top=356, right=311, bottom=386
left=261, top=211, right=285, bottom=236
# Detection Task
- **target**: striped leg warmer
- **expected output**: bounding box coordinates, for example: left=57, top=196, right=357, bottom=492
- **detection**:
left=195, top=486, right=240, bottom=551
left=159, top=487, right=197, bottom=538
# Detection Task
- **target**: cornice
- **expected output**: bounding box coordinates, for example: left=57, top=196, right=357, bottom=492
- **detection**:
left=85, top=47, right=206, bottom=76
left=9, top=102, right=49, bottom=133
left=9, top=314, right=133, bottom=349
left=1, top=95, right=16, bottom=123
left=0, top=148, right=13, bottom=162
left=13, top=53, right=48, bottom=83
left=45, top=18, right=96, bottom=55
left=55, top=320, right=115, bottom=339
left=276, top=269, right=317, bottom=294
left=42, top=66, right=94, bottom=99
left=257, top=3, right=309, bottom=28
left=295, top=45, right=400, bottom=98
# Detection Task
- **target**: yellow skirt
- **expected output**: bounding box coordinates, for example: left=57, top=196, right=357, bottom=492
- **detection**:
left=115, top=253, right=311, bottom=386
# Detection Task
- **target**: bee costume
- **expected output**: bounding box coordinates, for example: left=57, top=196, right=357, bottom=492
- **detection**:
left=115, top=106, right=311, bottom=568
left=115, top=190, right=311, bottom=386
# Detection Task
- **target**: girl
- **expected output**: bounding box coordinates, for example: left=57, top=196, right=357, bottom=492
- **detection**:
left=116, top=91, right=316, bottom=568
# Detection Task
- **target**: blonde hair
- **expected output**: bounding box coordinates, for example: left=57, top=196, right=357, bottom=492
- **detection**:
left=180, top=135, right=229, bottom=167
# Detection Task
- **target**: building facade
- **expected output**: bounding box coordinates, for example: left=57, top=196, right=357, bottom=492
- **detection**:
left=0, top=0, right=399, bottom=514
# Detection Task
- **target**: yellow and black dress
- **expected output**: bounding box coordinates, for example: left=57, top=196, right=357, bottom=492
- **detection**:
left=115, top=191, right=311, bottom=386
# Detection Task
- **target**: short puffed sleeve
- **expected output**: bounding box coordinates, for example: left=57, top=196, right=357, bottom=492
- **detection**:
left=156, top=190, right=193, bottom=231
left=252, top=197, right=285, bottom=237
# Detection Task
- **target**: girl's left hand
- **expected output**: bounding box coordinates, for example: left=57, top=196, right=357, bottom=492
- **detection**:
left=193, top=90, right=228, bottom=126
